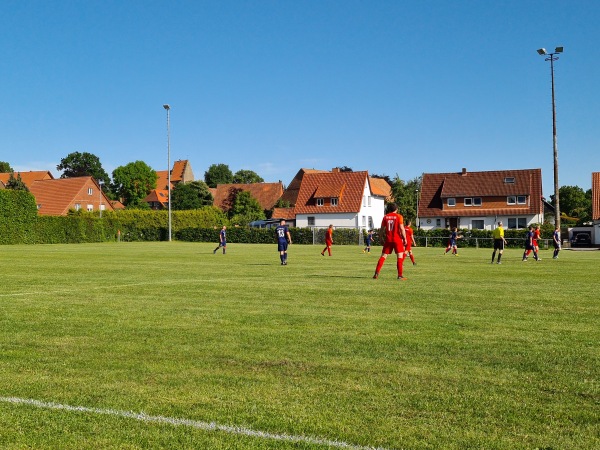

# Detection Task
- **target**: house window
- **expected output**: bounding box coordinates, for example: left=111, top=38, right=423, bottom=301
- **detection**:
left=368, top=216, right=374, bottom=229
left=504, top=177, right=515, bottom=184
left=447, top=198, right=456, bottom=207
left=517, top=195, right=526, bottom=205
left=316, top=198, right=324, bottom=207
left=471, top=220, right=484, bottom=230
left=507, top=217, right=527, bottom=229
left=37, top=204, right=42, bottom=209
left=436, top=219, right=441, bottom=227
left=88, top=188, right=93, bottom=195
left=331, top=197, right=338, bottom=207
left=507, top=196, right=516, bottom=205
left=87, top=204, right=94, bottom=212
left=473, top=197, right=482, bottom=206
left=363, top=195, right=367, bottom=207
left=75, top=204, right=81, bottom=211
left=362, top=216, right=366, bottom=227
left=308, top=216, right=315, bottom=226
left=464, top=198, right=473, bottom=206
left=367, top=196, right=372, bottom=207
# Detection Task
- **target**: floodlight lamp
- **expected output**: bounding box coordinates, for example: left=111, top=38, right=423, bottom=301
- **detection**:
left=537, top=48, right=547, bottom=55
left=163, top=104, right=170, bottom=110
left=555, top=46, right=564, bottom=53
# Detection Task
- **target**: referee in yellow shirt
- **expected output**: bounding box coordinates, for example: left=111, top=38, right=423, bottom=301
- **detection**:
left=491, top=221, right=507, bottom=264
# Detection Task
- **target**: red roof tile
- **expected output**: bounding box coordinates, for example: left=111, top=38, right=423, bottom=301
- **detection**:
left=293, top=171, right=369, bottom=214
left=0, top=171, right=54, bottom=187
left=29, top=177, right=114, bottom=216
left=213, top=182, right=284, bottom=211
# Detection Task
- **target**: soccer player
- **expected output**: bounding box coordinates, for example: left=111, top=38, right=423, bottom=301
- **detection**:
left=404, top=220, right=417, bottom=265
left=321, top=224, right=333, bottom=256
left=213, top=225, right=227, bottom=254
left=533, top=225, right=541, bottom=259
left=553, top=226, right=561, bottom=259
left=491, top=221, right=507, bottom=264
left=444, top=227, right=461, bottom=256
left=276, top=219, right=292, bottom=265
left=373, top=203, right=407, bottom=280
left=363, top=229, right=374, bottom=254
left=522, top=225, right=540, bottom=261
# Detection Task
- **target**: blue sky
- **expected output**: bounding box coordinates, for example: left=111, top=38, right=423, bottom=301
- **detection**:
left=1, top=1, right=598, bottom=194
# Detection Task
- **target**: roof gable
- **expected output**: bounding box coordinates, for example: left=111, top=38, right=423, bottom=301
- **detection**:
left=294, top=171, right=369, bottom=214
left=0, top=171, right=54, bottom=187
left=29, top=176, right=114, bottom=215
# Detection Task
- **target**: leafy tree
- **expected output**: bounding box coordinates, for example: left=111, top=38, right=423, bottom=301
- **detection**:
left=230, top=190, right=265, bottom=225
left=171, top=181, right=214, bottom=210
left=111, top=161, right=158, bottom=207
left=0, top=161, right=14, bottom=172
left=5, top=173, right=29, bottom=191
left=57, top=151, right=111, bottom=186
left=204, top=163, right=233, bottom=188
left=338, top=166, right=353, bottom=172
left=550, top=185, right=592, bottom=225
left=390, top=176, right=421, bottom=223
left=233, top=169, right=264, bottom=184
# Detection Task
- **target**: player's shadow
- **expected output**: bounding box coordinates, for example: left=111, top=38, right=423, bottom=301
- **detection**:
left=305, top=274, right=366, bottom=279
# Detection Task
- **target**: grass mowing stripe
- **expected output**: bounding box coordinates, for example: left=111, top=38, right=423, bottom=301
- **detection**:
left=0, top=397, right=390, bottom=450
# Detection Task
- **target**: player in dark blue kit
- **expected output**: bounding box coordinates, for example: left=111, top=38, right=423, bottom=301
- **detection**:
left=213, top=225, right=227, bottom=254
left=275, top=219, right=292, bottom=265
left=522, top=225, right=540, bottom=261
left=444, top=227, right=461, bottom=256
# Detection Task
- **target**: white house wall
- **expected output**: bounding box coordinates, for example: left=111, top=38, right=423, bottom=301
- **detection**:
left=418, top=213, right=544, bottom=231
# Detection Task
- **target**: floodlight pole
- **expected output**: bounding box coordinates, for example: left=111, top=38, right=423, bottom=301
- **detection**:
left=99, top=180, right=103, bottom=218
left=163, top=104, right=172, bottom=242
left=538, top=47, right=563, bottom=229
left=415, top=189, right=419, bottom=228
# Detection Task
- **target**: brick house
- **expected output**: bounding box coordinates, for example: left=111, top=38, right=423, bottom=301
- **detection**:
left=29, top=176, right=114, bottom=215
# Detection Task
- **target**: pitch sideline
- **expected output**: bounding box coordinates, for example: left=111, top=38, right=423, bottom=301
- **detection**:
left=0, top=396, right=391, bottom=450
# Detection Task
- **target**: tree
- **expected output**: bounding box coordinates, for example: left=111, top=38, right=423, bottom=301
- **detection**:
left=111, top=161, right=158, bottom=207
left=171, top=181, right=214, bottom=210
left=233, top=169, right=264, bottom=184
left=338, top=166, right=353, bottom=172
left=390, top=176, right=421, bottom=223
left=229, top=190, right=265, bottom=225
left=57, top=151, right=111, bottom=186
left=5, top=173, right=29, bottom=191
left=0, top=161, right=13, bottom=173
left=204, top=163, right=233, bottom=188
left=550, top=185, right=592, bottom=225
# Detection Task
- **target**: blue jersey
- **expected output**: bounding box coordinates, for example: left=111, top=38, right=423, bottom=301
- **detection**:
left=220, top=229, right=226, bottom=244
left=276, top=225, right=289, bottom=243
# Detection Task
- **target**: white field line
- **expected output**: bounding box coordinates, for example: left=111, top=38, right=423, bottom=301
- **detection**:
left=0, top=397, right=391, bottom=450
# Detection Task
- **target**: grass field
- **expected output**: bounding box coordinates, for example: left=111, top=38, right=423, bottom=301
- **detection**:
left=0, top=241, right=598, bottom=449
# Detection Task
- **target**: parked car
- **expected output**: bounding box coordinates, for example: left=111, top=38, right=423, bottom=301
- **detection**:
left=572, top=232, right=592, bottom=247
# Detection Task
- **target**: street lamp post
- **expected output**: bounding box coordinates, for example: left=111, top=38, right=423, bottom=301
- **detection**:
left=537, top=46, right=563, bottom=229
left=163, top=104, right=172, bottom=242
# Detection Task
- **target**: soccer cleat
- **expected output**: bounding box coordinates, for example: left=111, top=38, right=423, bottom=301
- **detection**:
left=213, top=249, right=216, bottom=254
left=373, top=273, right=378, bottom=279
left=321, top=252, right=324, bottom=256
left=497, top=261, right=502, bottom=264
left=522, top=258, right=528, bottom=261
left=412, top=262, right=416, bottom=266
left=397, top=276, right=407, bottom=281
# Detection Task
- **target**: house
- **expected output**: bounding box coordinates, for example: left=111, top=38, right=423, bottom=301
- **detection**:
left=284, top=168, right=390, bottom=230
left=418, top=168, right=544, bottom=231
left=145, top=159, right=195, bottom=210
left=29, top=176, right=114, bottom=215
left=0, top=170, right=54, bottom=188
left=213, top=182, right=284, bottom=213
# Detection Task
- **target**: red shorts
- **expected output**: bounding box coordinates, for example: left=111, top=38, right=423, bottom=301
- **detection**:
left=382, top=241, right=405, bottom=255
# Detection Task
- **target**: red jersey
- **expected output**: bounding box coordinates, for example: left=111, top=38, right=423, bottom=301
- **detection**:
left=405, top=225, right=414, bottom=249
left=381, top=212, right=405, bottom=244
left=533, top=229, right=540, bottom=244
left=325, top=228, right=333, bottom=243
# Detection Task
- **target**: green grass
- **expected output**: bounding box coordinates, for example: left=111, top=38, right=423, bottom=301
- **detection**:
left=0, top=242, right=598, bottom=449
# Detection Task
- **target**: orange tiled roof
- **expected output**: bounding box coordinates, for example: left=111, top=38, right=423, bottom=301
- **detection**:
left=369, top=177, right=393, bottom=199
left=592, top=172, right=600, bottom=221
left=419, top=168, right=543, bottom=218
left=143, top=189, right=169, bottom=206
left=155, top=170, right=171, bottom=190
left=293, top=171, right=369, bottom=214
left=280, top=168, right=329, bottom=206
left=213, top=182, right=284, bottom=211
left=29, top=176, right=114, bottom=216
left=272, top=207, right=296, bottom=220
left=0, top=171, right=54, bottom=187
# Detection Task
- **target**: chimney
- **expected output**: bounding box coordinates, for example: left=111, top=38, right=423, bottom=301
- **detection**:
left=332, top=167, right=340, bottom=173
left=461, top=168, right=467, bottom=176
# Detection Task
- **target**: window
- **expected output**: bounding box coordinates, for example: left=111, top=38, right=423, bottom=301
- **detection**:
left=367, top=196, right=372, bottom=207
left=331, top=197, right=338, bottom=207
left=507, top=217, right=527, bottom=229
left=362, top=216, right=366, bottom=227
left=507, top=196, right=516, bottom=205
left=464, top=197, right=482, bottom=207
left=316, top=198, right=324, bottom=207
left=87, top=204, right=94, bottom=212
left=308, top=216, right=315, bottom=226
left=368, top=216, right=374, bottom=229
left=88, top=188, right=93, bottom=195
left=436, top=219, right=441, bottom=227
left=473, top=197, right=482, bottom=206
left=517, top=195, right=526, bottom=205
left=363, top=195, right=367, bottom=207
left=447, top=198, right=456, bottom=207
left=75, top=204, right=81, bottom=211
left=37, top=204, right=42, bottom=209
left=504, top=177, right=515, bottom=184
left=471, top=220, right=484, bottom=230
left=464, top=198, right=472, bottom=206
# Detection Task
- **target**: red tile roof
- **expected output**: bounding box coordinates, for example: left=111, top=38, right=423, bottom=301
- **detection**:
left=213, top=182, right=284, bottom=211
left=369, top=177, right=393, bottom=199
left=592, top=172, right=600, bottom=221
left=156, top=170, right=170, bottom=190
left=272, top=207, right=296, bottom=220
left=143, top=189, right=169, bottom=208
left=293, top=171, right=369, bottom=214
left=419, top=168, right=543, bottom=218
left=0, top=171, right=54, bottom=187
left=29, top=177, right=114, bottom=216
left=280, top=168, right=328, bottom=206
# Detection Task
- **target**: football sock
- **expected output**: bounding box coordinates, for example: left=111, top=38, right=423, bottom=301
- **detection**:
left=375, top=257, right=385, bottom=274
left=491, top=251, right=496, bottom=262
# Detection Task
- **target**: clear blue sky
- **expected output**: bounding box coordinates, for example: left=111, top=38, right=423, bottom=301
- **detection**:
left=1, top=0, right=598, bottom=194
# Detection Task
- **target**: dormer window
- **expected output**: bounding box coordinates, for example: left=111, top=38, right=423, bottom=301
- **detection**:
left=316, top=198, right=324, bottom=207
left=88, top=188, right=93, bottom=195
left=517, top=195, right=526, bottom=204
left=504, top=177, right=515, bottom=184
left=331, top=197, right=338, bottom=207
left=447, top=198, right=456, bottom=207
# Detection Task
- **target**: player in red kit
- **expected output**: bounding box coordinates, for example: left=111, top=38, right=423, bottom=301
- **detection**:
left=373, top=203, right=407, bottom=280
left=404, top=220, right=417, bottom=265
